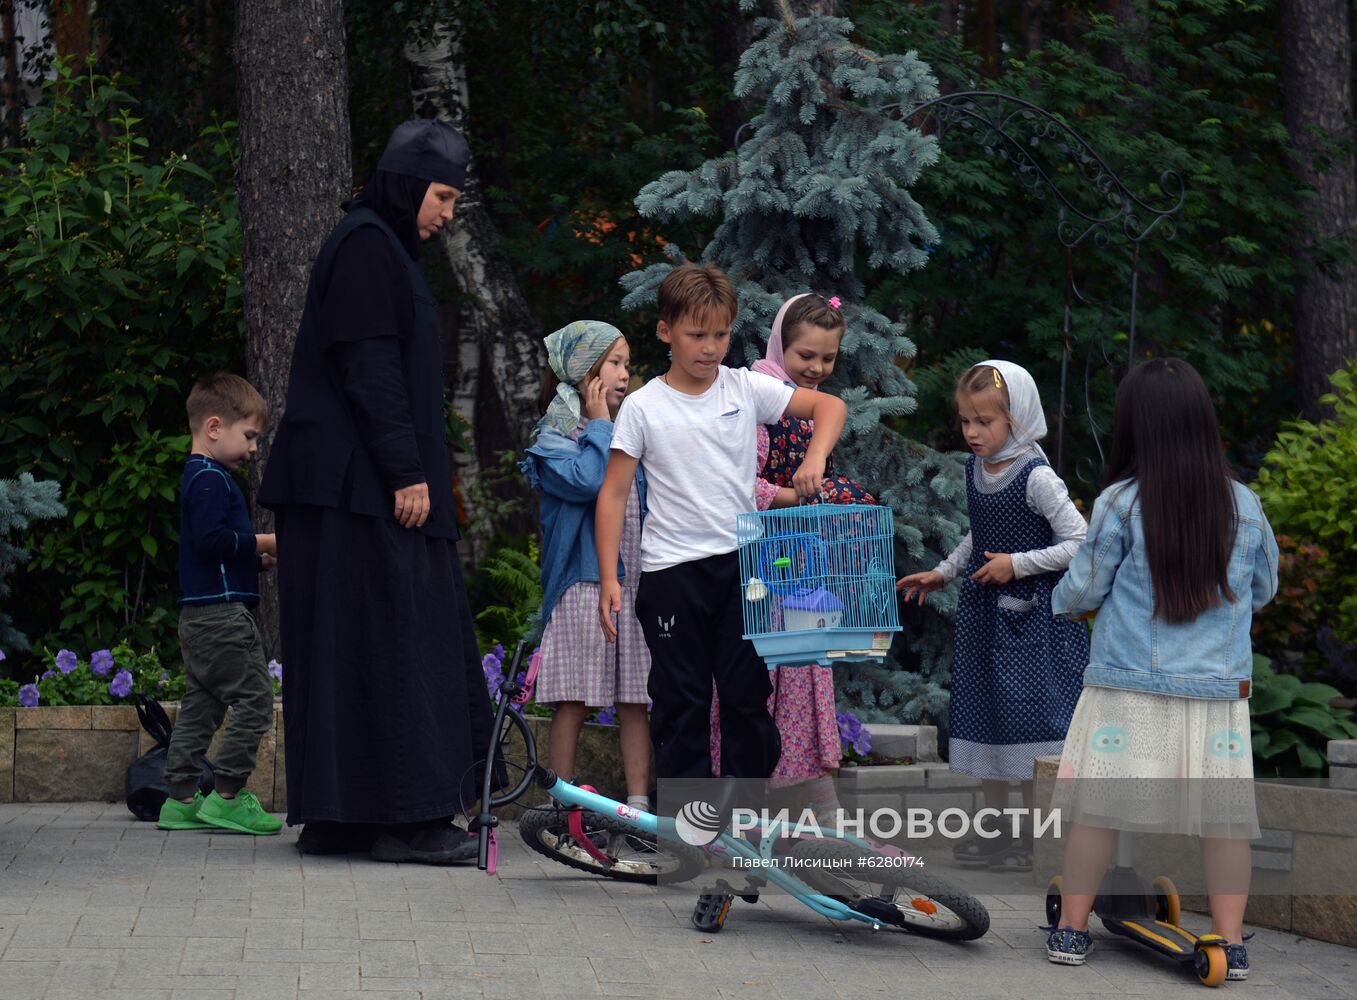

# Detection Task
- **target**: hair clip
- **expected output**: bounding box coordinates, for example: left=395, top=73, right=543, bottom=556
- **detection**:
left=993, top=368, right=1004, bottom=389
left=827, top=295, right=842, bottom=309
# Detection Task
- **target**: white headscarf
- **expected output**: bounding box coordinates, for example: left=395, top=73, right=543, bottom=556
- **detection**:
left=979, top=359, right=1048, bottom=464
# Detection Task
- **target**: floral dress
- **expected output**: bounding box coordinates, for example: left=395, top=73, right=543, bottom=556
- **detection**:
left=711, top=414, right=876, bottom=783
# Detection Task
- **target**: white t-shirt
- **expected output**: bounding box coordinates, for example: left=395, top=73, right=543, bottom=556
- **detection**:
left=611, top=366, right=795, bottom=572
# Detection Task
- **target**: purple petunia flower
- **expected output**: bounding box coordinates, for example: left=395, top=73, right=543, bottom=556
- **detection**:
left=0, top=649, right=6, bottom=661
left=482, top=652, right=504, bottom=696
left=90, top=649, right=114, bottom=676
left=55, top=649, right=78, bottom=674
left=109, top=668, right=133, bottom=699
left=267, top=659, right=283, bottom=682
left=157, top=671, right=169, bottom=687
left=18, top=683, right=39, bottom=707
left=41, top=670, right=55, bottom=680
left=836, top=711, right=871, bottom=756
left=595, top=706, right=617, bottom=726
left=493, top=643, right=505, bottom=661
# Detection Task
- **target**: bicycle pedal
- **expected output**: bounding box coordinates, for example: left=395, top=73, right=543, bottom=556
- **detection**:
left=692, top=892, right=734, bottom=933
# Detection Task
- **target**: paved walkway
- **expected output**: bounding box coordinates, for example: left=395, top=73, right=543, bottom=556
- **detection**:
left=2, top=803, right=1356, bottom=1000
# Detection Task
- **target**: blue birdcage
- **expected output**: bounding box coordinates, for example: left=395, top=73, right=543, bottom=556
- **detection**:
left=736, top=503, right=901, bottom=668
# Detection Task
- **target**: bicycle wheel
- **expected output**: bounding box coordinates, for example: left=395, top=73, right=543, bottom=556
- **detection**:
left=519, top=805, right=706, bottom=884
left=484, top=703, right=537, bottom=809
left=786, top=839, right=990, bottom=941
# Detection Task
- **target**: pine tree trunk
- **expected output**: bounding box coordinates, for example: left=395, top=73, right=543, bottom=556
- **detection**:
left=935, top=0, right=959, bottom=36
left=1280, top=0, right=1357, bottom=418
left=1103, top=0, right=1151, bottom=89
left=234, top=0, right=351, bottom=656
left=974, top=0, right=999, bottom=76
left=778, top=0, right=837, bottom=21
left=1020, top=0, right=1045, bottom=52
left=403, top=21, right=544, bottom=558
left=714, top=5, right=757, bottom=145
left=51, top=0, right=91, bottom=59
left=1, top=0, right=21, bottom=148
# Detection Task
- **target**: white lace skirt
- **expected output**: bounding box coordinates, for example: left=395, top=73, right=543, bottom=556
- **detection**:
left=1053, top=686, right=1259, bottom=840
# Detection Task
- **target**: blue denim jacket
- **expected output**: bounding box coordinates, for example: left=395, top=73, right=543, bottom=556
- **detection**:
left=521, top=421, right=647, bottom=628
left=1051, top=479, right=1278, bottom=700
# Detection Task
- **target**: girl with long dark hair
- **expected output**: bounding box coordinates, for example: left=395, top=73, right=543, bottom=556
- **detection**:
left=1046, top=358, right=1279, bottom=979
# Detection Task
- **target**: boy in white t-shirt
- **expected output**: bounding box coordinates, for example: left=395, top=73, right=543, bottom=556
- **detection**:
left=596, top=263, right=847, bottom=791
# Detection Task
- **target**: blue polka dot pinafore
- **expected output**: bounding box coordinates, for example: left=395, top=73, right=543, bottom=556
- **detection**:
left=948, top=454, right=1088, bottom=780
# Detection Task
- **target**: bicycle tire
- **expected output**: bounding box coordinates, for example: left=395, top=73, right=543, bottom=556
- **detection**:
left=786, top=839, right=990, bottom=941
left=519, top=805, right=706, bottom=884
left=486, top=702, right=537, bottom=809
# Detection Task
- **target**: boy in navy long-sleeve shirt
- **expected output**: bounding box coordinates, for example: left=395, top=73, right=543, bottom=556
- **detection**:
left=159, top=373, right=281, bottom=836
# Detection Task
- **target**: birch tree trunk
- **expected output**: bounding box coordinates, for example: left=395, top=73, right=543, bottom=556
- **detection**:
left=235, top=0, right=350, bottom=655
left=1280, top=0, right=1357, bottom=418
left=403, top=21, right=544, bottom=559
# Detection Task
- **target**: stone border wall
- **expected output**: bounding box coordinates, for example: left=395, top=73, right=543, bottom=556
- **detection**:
left=0, top=702, right=284, bottom=809
left=0, top=709, right=940, bottom=814
left=0, top=704, right=627, bottom=819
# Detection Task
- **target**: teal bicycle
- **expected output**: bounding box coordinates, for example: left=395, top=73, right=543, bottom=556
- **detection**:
left=472, top=640, right=991, bottom=942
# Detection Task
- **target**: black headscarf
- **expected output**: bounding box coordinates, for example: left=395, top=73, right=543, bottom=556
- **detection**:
left=350, top=170, right=430, bottom=261
left=347, top=119, right=471, bottom=261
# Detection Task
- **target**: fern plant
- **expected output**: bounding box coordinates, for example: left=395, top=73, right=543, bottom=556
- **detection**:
left=472, top=544, right=543, bottom=652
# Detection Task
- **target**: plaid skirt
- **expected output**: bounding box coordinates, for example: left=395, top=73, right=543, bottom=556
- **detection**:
left=536, top=581, right=651, bottom=706
left=537, top=483, right=650, bottom=706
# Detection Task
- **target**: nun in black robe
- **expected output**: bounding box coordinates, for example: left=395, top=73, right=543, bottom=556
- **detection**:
left=258, top=119, right=496, bottom=864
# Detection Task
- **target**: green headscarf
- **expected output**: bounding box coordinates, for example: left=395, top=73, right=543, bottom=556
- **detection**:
left=536, top=320, right=624, bottom=438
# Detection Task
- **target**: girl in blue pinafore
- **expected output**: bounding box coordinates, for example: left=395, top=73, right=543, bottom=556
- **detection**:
left=898, top=360, right=1089, bottom=871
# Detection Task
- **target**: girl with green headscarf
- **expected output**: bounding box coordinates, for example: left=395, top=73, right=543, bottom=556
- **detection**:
left=521, top=321, right=653, bottom=812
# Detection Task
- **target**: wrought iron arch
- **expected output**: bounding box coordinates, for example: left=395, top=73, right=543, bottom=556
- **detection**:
left=737, top=90, right=1186, bottom=481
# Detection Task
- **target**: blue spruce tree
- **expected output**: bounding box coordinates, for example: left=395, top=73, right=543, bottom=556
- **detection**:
left=622, top=4, right=968, bottom=727
left=0, top=473, right=65, bottom=654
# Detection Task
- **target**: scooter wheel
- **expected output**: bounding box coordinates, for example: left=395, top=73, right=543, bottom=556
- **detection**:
left=1045, top=876, right=1063, bottom=927
left=1195, top=943, right=1227, bottom=987
left=1152, top=875, right=1181, bottom=926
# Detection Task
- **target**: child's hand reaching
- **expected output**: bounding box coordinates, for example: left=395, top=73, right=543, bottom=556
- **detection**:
left=791, top=455, right=826, bottom=500
left=582, top=376, right=610, bottom=422
left=896, top=570, right=944, bottom=605
left=598, top=580, right=622, bottom=643
left=970, top=552, right=1015, bottom=585
left=260, top=553, right=278, bottom=572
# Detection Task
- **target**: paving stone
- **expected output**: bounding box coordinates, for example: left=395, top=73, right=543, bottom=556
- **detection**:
left=4, top=804, right=1357, bottom=1000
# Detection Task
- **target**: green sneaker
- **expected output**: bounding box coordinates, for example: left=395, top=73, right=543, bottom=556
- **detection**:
left=157, top=791, right=214, bottom=831
left=197, top=790, right=283, bottom=835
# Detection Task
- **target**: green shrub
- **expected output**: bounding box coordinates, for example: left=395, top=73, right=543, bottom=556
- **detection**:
left=1252, top=367, right=1357, bottom=688
left=1251, top=654, right=1357, bottom=778
left=0, top=59, right=243, bottom=656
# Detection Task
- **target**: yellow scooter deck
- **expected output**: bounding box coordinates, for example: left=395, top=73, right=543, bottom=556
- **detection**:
left=1105, top=917, right=1201, bottom=960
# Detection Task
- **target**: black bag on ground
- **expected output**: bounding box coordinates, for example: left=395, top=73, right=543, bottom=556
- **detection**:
left=125, top=693, right=216, bottom=821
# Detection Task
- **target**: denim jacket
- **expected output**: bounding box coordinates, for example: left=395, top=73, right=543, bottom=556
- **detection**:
left=1051, top=479, right=1278, bottom=700
left=521, top=420, right=647, bottom=628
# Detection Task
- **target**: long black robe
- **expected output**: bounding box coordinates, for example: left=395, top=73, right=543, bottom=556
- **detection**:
left=258, top=190, right=495, bottom=826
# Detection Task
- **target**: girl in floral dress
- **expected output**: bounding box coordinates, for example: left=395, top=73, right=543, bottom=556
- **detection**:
left=711, top=293, right=875, bottom=812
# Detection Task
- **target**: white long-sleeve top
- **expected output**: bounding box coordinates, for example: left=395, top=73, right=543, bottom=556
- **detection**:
left=935, top=462, right=1087, bottom=582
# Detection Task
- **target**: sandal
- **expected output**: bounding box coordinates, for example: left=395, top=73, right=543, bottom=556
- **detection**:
left=952, top=835, right=1010, bottom=866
